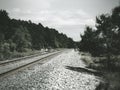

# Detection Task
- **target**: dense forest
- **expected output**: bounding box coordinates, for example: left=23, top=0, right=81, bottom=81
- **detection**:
left=0, top=10, right=75, bottom=60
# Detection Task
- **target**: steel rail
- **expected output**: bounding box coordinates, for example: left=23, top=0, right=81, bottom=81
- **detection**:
left=0, top=50, right=65, bottom=78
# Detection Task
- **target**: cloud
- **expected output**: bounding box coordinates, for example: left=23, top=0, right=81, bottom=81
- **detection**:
left=29, top=10, right=95, bottom=26
left=84, top=19, right=95, bottom=26
left=0, top=0, right=119, bottom=41
left=12, top=8, right=21, bottom=13
left=9, top=8, right=95, bottom=41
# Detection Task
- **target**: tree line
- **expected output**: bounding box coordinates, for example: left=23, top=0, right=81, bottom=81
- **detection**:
left=79, top=6, right=120, bottom=65
left=0, top=10, right=75, bottom=60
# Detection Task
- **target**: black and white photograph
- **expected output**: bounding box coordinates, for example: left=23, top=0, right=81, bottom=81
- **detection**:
left=0, top=0, right=120, bottom=90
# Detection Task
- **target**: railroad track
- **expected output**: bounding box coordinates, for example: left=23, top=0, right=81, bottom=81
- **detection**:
left=0, top=49, right=66, bottom=78
left=0, top=50, right=58, bottom=65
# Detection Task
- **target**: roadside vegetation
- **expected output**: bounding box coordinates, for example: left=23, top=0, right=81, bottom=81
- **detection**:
left=0, top=10, right=75, bottom=60
left=78, top=5, right=120, bottom=90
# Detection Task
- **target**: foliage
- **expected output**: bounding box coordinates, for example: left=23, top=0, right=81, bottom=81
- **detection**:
left=0, top=9, right=75, bottom=60
left=79, top=5, right=120, bottom=67
left=79, top=6, right=120, bottom=55
left=79, top=6, right=120, bottom=90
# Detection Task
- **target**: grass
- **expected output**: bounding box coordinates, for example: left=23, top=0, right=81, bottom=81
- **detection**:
left=80, top=52, right=120, bottom=90
left=0, top=49, right=43, bottom=61
left=12, top=49, right=41, bottom=58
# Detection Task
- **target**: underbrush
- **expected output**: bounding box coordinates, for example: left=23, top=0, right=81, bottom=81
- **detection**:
left=0, top=49, right=42, bottom=61
left=80, top=52, right=120, bottom=90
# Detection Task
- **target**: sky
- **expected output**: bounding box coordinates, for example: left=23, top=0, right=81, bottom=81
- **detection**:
left=0, top=0, right=119, bottom=41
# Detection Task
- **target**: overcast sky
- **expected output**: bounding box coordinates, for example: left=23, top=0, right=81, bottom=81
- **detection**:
left=0, top=0, right=119, bottom=41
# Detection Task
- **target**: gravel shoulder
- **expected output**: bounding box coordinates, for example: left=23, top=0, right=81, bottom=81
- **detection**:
left=0, top=49, right=100, bottom=90
left=0, top=51, right=61, bottom=74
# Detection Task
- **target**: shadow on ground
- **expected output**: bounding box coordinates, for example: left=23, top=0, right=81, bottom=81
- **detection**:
left=65, top=66, right=103, bottom=76
left=65, top=66, right=109, bottom=90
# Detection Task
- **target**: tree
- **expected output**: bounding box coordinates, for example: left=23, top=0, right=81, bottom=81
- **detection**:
left=80, top=26, right=103, bottom=56
left=0, top=9, right=75, bottom=60
left=79, top=6, right=120, bottom=68
left=111, top=6, right=120, bottom=53
left=0, top=10, right=10, bottom=25
left=112, top=6, right=120, bottom=28
left=12, top=26, right=32, bottom=52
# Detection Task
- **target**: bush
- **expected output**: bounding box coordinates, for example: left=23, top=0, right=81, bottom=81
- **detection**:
left=0, top=42, right=11, bottom=60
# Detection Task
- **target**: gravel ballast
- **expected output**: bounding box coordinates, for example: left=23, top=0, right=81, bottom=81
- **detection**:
left=0, top=50, right=100, bottom=90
